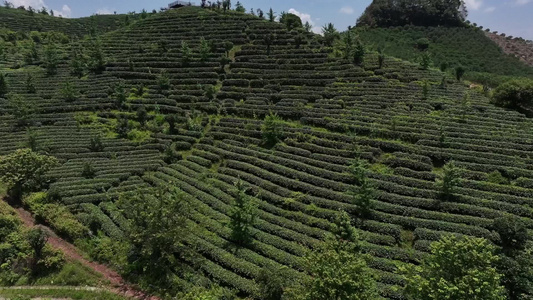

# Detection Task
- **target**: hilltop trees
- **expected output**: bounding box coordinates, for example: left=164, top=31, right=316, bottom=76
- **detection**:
left=280, top=13, right=303, bottom=31
left=401, top=235, right=506, bottom=300
left=268, top=8, right=276, bottom=22
left=357, top=0, right=468, bottom=28
left=341, top=31, right=365, bottom=65
left=322, top=23, right=340, bottom=47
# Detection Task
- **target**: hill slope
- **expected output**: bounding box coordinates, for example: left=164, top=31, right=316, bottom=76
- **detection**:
left=1, top=6, right=533, bottom=298
left=486, top=32, right=533, bottom=67
left=0, top=6, right=139, bottom=36
left=355, top=25, right=533, bottom=85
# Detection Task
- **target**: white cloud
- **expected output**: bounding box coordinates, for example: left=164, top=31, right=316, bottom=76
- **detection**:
left=484, top=6, right=495, bottom=12
left=10, top=0, right=46, bottom=9
left=288, top=8, right=321, bottom=34
left=464, top=0, right=483, bottom=10
left=515, top=0, right=532, bottom=5
left=96, top=8, right=114, bottom=15
left=52, top=4, right=71, bottom=18
left=339, top=6, right=354, bottom=15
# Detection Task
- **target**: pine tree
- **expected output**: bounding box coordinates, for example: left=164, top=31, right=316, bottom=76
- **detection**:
left=229, top=180, right=256, bottom=246
left=347, top=158, right=374, bottom=218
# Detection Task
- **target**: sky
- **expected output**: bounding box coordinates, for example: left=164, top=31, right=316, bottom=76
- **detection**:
left=7, top=0, right=533, bottom=40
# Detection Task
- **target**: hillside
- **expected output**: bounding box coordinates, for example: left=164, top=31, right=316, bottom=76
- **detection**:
left=1, top=5, right=533, bottom=299
left=486, top=32, right=533, bottom=67
left=0, top=6, right=139, bottom=36
left=355, top=26, right=533, bottom=85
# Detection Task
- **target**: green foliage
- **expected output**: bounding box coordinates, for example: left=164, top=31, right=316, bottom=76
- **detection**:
left=416, top=37, right=430, bottom=50
left=322, top=23, right=340, bottom=47
left=267, top=8, right=275, bottom=22
left=136, top=106, right=148, bottom=126
left=113, top=82, right=127, bottom=108
left=70, top=46, right=86, bottom=78
left=181, top=41, right=192, bottom=66
left=286, top=212, right=379, bottom=300
left=203, top=84, right=216, bottom=100
left=357, top=0, right=467, bottom=27
left=493, top=215, right=529, bottom=254
left=280, top=13, right=303, bottom=31
left=25, top=73, right=35, bottom=93
left=0, top=149, right=58, bottom=200
left=199, top=37, right=211, bottom=62
left=455, top=65, right=466, bottom=81
left=87, top=38, right=106, bottom=73
left=229, top=180, right=256, bottom=246
left=492, top=78, right=533, bottom=110
left=497, top=249, right=533, bottom=300
left=118, top=186, right=192, bottom=288
left=401, top=235, right=506, bottom=300
left=421, top=80, right=430, bottom=99
left=43, top=42, right=59, bottom=75
left=0, top=72, right=7, bottom=97
left=340, top=31, right=365, bottom=65
left=436, top=161, right=462, bottom=201
left=487, top=170, right=508, bottom=185
left=115, top=117, right=130, bottom=138
left=181, top=285, right=236, bottom=300
left=163, top=143, right=182, bottom=164
left=89, top=135, right=104, bottom=152
left=59, top=81, right=79, bottom=102
left=347, top=158, right=375, bottom=218
left=257, top=265, right=294, bottom=300
left=235, top=1, right=245, bottom=13
left=81, top=161, right=96, bottom=179
left=419, top=51, right=431, bottom=70
left=261, top=112, right=284, bottom=146
left=8, top=93, right=34, bottom=126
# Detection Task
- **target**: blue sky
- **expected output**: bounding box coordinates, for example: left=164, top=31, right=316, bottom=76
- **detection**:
left=8, top=0, right=533, bottom=39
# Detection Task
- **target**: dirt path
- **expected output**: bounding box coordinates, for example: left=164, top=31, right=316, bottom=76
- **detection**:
left=12, top=206, right=159, bottom=300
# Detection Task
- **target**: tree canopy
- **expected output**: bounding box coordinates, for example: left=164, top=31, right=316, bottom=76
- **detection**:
left=357, top=0, right=468, bottom=28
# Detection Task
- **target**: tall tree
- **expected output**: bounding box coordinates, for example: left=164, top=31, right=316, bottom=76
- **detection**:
left=286, top=211, right=379, bottom=299
left=401, top=235, right=506, bottom=300
left=229, top=180, right=257, bottom=246
left=322, top=23, right=340, bottom=47
left=43, top=42, right=59, bottom=75
left=267, top=8, right=276, bottom=22
left=0, top=149, right=58, bottom=201
left=0, top=72, right=8, bottom=97
left=347, top=158, right=375, bottom=218
left=436, top=161, right=462, bottom=201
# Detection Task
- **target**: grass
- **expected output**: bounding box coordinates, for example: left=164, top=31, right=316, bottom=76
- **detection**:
left=0, top=287, right=128, bottom=300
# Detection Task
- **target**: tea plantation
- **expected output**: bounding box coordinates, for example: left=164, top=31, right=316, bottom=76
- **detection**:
left=1, top=3, right=533, bottom=299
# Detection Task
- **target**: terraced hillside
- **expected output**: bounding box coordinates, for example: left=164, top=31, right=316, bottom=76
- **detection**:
left=486, top=32, right=533, bottom=67
left=0, top=6, right=140, bottom=36
left=2, top=5, right=533, bottom=299
left=355, top=25, right=533, bottom=85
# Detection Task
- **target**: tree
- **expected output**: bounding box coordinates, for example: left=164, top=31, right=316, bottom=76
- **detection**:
left=493, top=215, right=529, bottom=255
left=286, top=211, right=379, bottom=300
left=157, top=70, right=170, bottom=90
left=8, top=93, right=34, bottom=126
left=455, top=65, right=466, bottom=81
left=419, top=52, right=431, bottom=70
left=268, top=8, right=276, bottom=22
left=497, top=249, right=533, bottom=300
left=70, top=46, right=86, bottom=77
left=0, top=72, right=8, bottom=97
left=378, top=47, right=385, bottom=69
left=43, top=42, right=59, bottom=75
left=165, top=114, right=180, bottom=134
left=322, top=23, right=339, bottom=47
left=346, top=158, right=374, bottom=218
left=0, top=149, right=58, bottom=201
left=181, top=41, right=192, bottom=66
left=59, top=81, right=79, bottom=102
left=229, top=179, right=256, bottom=246
left=303, top=21, right=312, bottom=33
left=256, top=8, right=264, bottom=18
left=116, top=117, right=131, bottom=138
left=24, top=40, right=39, bottom=64
left=257, top=265, right=294, bottom=300
left=261, top=112, right=284, bottom=146
left=492, top=79, right=533, bottom=110
left=203, top=84, right=216, bottom=100
left=118, top=186, right=193, bottom=286
left=235, top=1, right=245, bottom=13
left=199, top=37, right=211, bottom=62
left=25, top=73, right=36, bottom=93
left=280, top=13, right=303, bottom=31
left=27, top=227, right=48, bottom=272
left=357, top=0, right=467, bottom=28
left=136, top=106, right=148, bottom=126
left=436, top=161, right=462, bottom=201
left=87, top=38, right=106, bottom=73
left=113, top=82, right=127, bottom=108
left=352, top=35, right=365, bottom=65
left=89, top=135, right=104, bottom=152
left=401, top=235, right=506, bottom=300
left=81, top=161, right=96, bottom=178
left=264, top=34, right=275, bottom=56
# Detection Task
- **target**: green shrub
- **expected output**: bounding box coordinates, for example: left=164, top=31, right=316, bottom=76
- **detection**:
left=492, top=79, right=533, bottom=109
